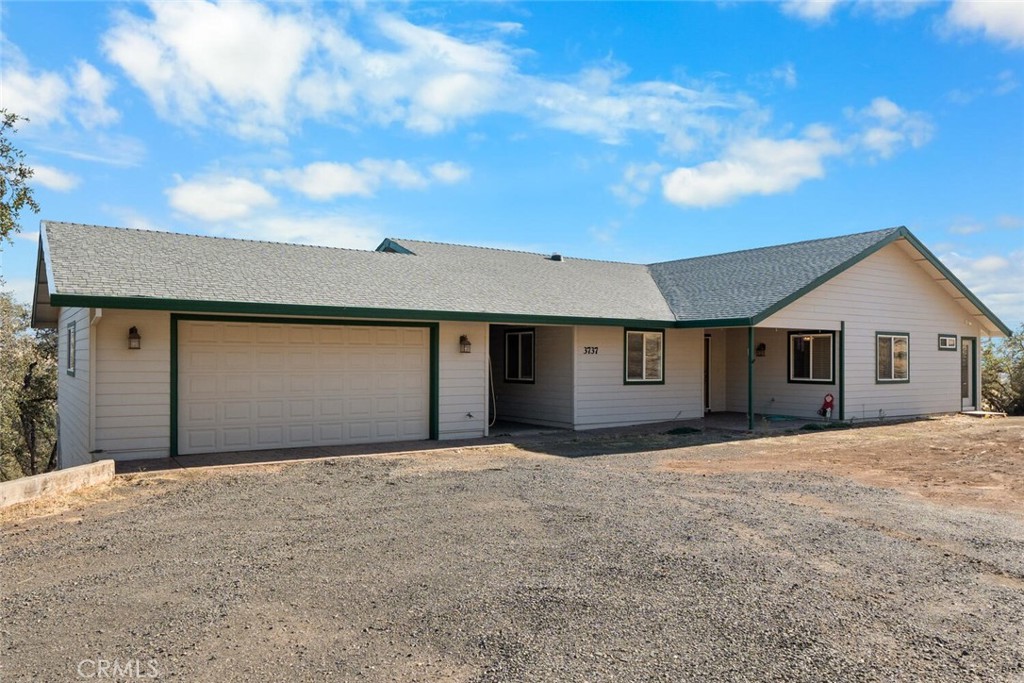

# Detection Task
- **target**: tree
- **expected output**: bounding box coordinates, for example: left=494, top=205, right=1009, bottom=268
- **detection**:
left=982, top=324, right=1024, bottom=416
left=0, top=292, right=58, bottom=479
left=0, top=110, right=39, bottom=244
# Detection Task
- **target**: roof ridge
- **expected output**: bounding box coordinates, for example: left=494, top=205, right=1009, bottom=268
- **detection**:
left=648, top=226, right=904, bottom=267
left=43, top=220, right=385, bottom=255
left=387, top=237, right=645, bottom=266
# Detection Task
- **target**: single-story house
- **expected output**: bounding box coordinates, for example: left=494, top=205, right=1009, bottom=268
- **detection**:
left=31, top=221, right=1009, bottom=467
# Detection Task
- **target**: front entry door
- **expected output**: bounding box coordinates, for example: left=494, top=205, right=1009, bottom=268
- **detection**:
left=961, top=337, right=976, bottom=411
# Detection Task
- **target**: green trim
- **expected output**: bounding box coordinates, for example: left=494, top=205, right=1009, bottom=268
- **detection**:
left=49, top=293, right=675, bottom=330
left=751, top=229, right=905, bottom=326
left=676, top=316, right=755, bottom=329
left=747, top=326, right=754, bottom=431
left=838, top=321, right=845, bottom=421
left=623, top=328, right=666, bottom=385
left=899, top=231, right=1012, bottom=337
left=429, top=324, right=439, bottom=440
left=875, top=331, right=911, bottom=384
left=503, top=328, right=536, bottom=384
left=786, top=330, right=836, bottom=385
left=66, top=320, right=77, bottom=376
left=169, top=314, right=440, bottom=456
left=937, top=333, right=958, bottom=351
left=749, top=226, right=1012, bottom=336
left=375, top=238, right=416, bottom=255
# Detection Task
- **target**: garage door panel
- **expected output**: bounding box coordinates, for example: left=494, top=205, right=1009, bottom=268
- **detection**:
left=289, top=400, right=314, bottom=419
left=349, top=422, right=372, bottom=439
left=224, top=375, right=252, bottom=394
left=257, top=375, right=286, bottom=394
left=256, top=401, right=284, bottom=419
left=222, top=427, right=252, bottom=449
left=186, top=430, right=217, bottom=451
left=222, top=401, right=251, bottom=422
left=178, top=321, right=429, bottom=455
left=319, top=398, right=343, bottom=417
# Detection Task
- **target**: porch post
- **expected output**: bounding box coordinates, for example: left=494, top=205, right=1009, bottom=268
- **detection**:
left=747, top=326, right=754, bottom=431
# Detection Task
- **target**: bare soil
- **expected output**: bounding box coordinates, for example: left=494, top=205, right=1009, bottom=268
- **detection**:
left=1, top=415, right=1022, bottom=682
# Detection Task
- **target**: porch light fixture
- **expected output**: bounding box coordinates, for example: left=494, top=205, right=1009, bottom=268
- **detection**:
left=459, top=335, right=472, bottom=353
left=128, top=326, right=141, bottom=350
left=756, top=343, right=766, bottom=357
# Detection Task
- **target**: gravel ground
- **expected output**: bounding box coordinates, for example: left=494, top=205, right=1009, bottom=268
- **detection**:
left=2, top=417, right=1023, bottom=682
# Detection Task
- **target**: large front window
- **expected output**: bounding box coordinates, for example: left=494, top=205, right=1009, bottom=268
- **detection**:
left=877, top=333, right=910, bottom=382
left=625, top=330, right=664, bottom=383
left=788, top=332, right=833, bottom=383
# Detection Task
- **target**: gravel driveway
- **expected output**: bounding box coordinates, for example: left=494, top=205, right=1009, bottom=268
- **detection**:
left=2, top=417, right=1023, bottom=682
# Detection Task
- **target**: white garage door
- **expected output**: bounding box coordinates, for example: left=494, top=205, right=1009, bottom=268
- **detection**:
left=178, top=320, right=429, bottom=455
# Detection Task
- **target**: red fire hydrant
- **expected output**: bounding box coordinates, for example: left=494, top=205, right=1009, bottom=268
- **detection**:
left=818, top=393, right=835, bottom=419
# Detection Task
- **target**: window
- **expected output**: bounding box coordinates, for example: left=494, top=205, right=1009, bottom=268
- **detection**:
left=66, top=321, right=77, bottom=376
left=625, top=330, right=664, bottom=383
left=938, top=334, right=957, bottom=351
left=788, top=332, right=834, bottom=383
left=504, top=329, right=534, bottom=382
left=877, top=333, right=910, bottom=382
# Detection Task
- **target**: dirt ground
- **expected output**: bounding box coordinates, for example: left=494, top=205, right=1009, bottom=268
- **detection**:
left=1, top=415, right=1022, bottom=682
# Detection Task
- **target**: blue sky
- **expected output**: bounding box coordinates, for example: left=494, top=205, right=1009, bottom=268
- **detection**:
left=1, top=1, right=1022, bottom=328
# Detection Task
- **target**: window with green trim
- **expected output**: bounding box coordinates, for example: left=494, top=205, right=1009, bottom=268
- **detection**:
left=625, top=330, right=664, bottom=383
left=877, top=333, right=909, bottom=382
left=504, top=329, right=535, bottom=382
left=66, top=321, right=77, bottom=376
left=788, top=332, right=834, bottom=383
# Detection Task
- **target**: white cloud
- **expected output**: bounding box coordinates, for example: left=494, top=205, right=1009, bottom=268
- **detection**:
left=1, top=42, right=118, bottom=131
left=994, top=69, right=1019, bottom=95
left=948, top=221, right=984, bottom=236
left=996, top=214, right=1024, bottom=230
left=100, top=4, right=751, bottom=152
left=781, top=0, right=842, bottom=23
left=611, top=162, right=663, bottom=206
left=71, top=61, right=120, bottom=128
left=662, top=125, right=844, bottom=207
left=100, top=206, right=163, bottom=232
left=267, top=158, right=467, bottom=200
left=103, top=0, right=316, bottom=139
left=1, top=278, right=36, bottom=307
left=213, top=213, right=384, bottom=250
left=771, top=63, right=798, bottom=89
left=268, top=162, right=376, bottom=200
left=166, top=175, right=276, bottom=221
left=945, top=0, right=1024, bottom=49
left=941, top=249, right=1024, bottom=327
left=30, top=165, right=81, bottom=192
left=851, top=97, right=934, bottom=159
left=429, top=161, right=470, bottom=184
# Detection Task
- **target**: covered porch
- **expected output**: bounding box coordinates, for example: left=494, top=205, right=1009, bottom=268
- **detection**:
left=704, top=325, right=843, bottom=430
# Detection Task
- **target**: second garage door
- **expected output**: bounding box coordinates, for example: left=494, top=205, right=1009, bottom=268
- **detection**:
left=178, top=320, right=430, bottom=455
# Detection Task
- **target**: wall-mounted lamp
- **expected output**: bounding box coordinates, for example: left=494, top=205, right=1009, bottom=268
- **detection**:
left=128, top=326, right=141, bottom=350
left=756, top=342, right=766, bottom=357
left=459, top=335, right=472, bottom=354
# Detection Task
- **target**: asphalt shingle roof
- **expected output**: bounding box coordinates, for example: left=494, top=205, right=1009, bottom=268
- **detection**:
left=37, top=221, right=1010, bottom=335
left=648, top=227, right=903, bottom=322
left=42, top=222, right=675, bottom=322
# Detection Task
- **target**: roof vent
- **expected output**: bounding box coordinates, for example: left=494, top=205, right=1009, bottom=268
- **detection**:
left=549, top=253, right=564, bottom=262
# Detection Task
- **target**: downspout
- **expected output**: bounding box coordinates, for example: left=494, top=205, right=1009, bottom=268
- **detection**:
left=747, top=326, right=754, bottom=431
left=839, top=321, right=845, bottom=421
left=88, top=308, right=102, bottom=460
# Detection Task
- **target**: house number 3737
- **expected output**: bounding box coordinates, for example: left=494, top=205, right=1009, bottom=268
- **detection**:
left=583, top=346, right=599, bottom=355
